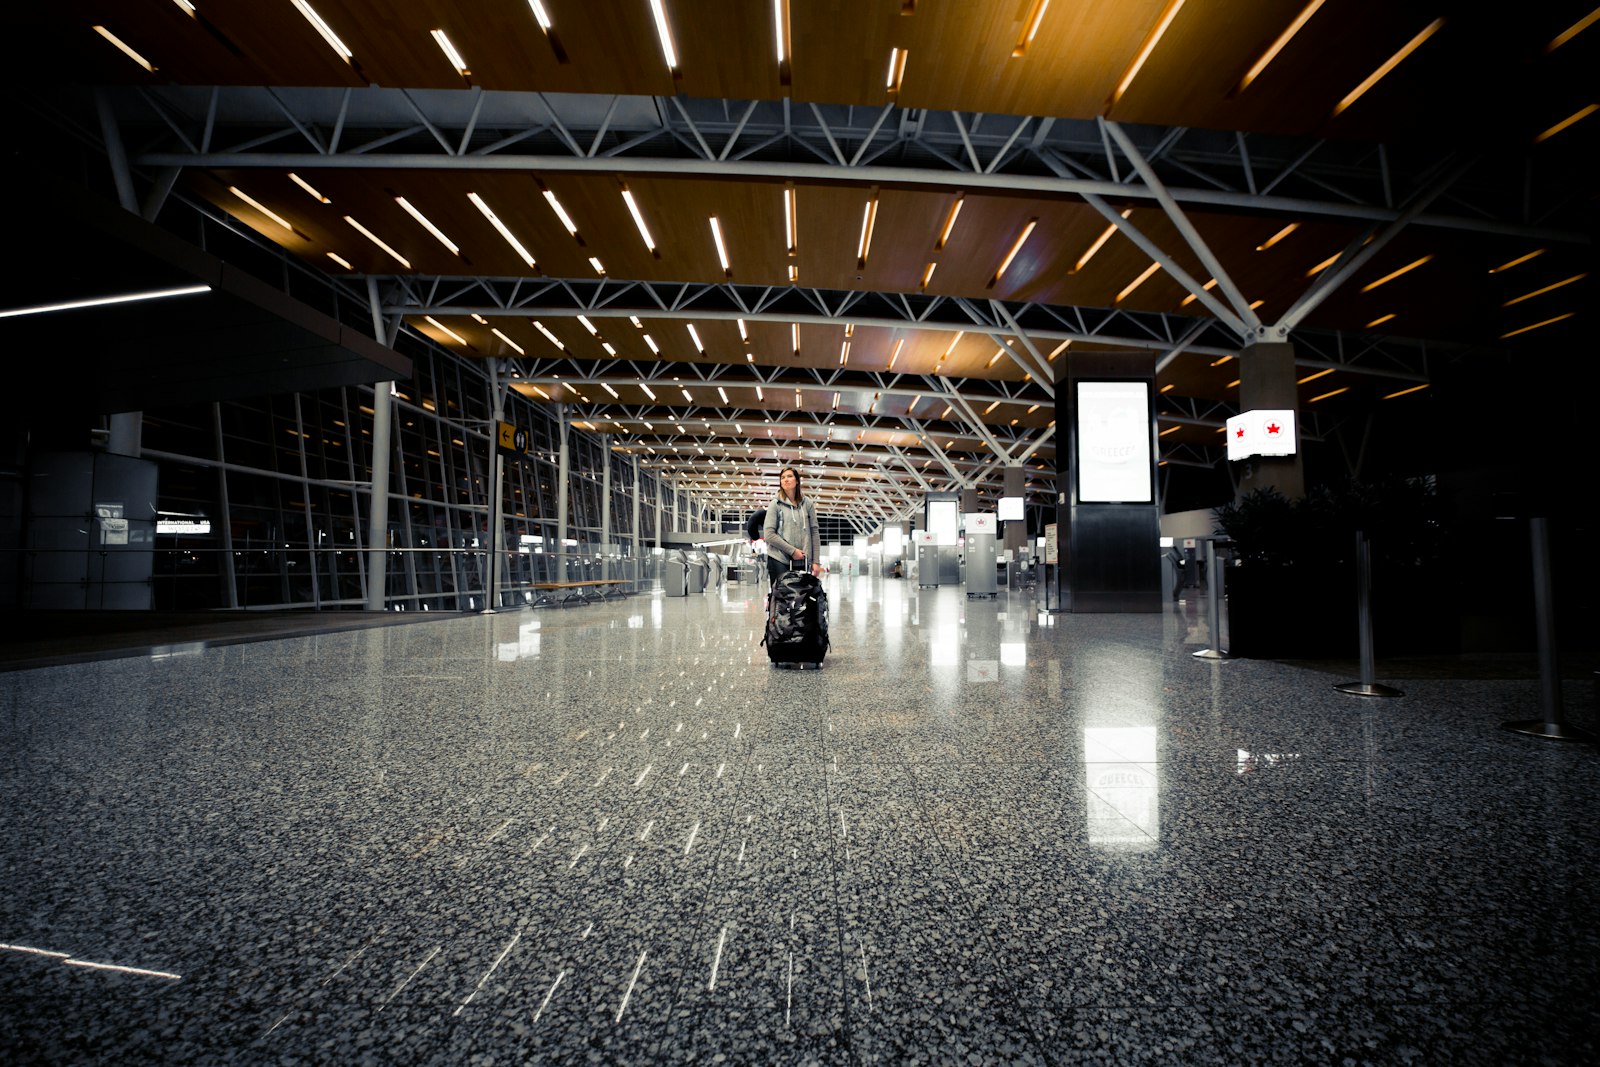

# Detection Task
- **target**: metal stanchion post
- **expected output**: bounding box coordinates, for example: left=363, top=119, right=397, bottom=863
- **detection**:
left=1336, top=531, right=1403, bottom=698
left=1192, top=537, right=1232, bottom=660
left=1503, top=517, right=1594, bottom=742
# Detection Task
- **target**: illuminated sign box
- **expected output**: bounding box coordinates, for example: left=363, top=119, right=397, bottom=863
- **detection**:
left=1226, top=409, right=1297, bottom=461
left=1076, top=380, right=1153, bottom=503
left=997, top=495, right=1024, bottom=522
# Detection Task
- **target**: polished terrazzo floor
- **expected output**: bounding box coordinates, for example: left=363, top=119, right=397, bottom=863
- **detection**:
left=2, top=576, right=1597, bottom=1065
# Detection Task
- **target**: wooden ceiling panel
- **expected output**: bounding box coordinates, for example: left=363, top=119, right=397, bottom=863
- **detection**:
left=787, top=0, right=902, bottom=107
left=898, top=0, right=1169, bottom=119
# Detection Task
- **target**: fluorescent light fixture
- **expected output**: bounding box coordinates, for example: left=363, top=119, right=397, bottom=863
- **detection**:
left=1116, top=261, right=1162, bottom=302
left=630, top=315, right=643, bottom=328
left=936, top=194, right=964, bottom=249
left=344, top=216, right=411, bottom=268
left=649, top=0, right=678, bottom=71
left=942, top=331, right=964, bottom=360
left=1489, top=249, right=1545, bottom=273
left=1027, top=403, right=1041, bottom=413
left=1113, top=0, right=1185, bottom=104
left=1013, top=0, right=1051, bottom=57
left=709, top=216, right=731, bottom=274
left=533, top=321, right=565, bottom=350
left=1256, top=222, right=1300, bottom=251
left=773, top=0, right=789, bottom=61
left=1159, top=425, right=1179, bottom=437
left=1359, top=254, right=1433, bottom=292
left=1074, top=209, right=1132, bottom=272
left=530, top=385, right=550, bottom=399
left=991, top=218, right=1038, bottom=284
left=644, top=334, right=660, bottom=353
left=1305, top=252, right=1340, bottom=277
left=290, top=0, right=353, bottom=62
left=1211, top=355, right=1234, bottom=366
left=470, top=313, right=488, bottom=324
left=93, top=26, right=156, bottom=71
left=886, top=47, right=907, bottom=92
left=1237, top=0, right=1324, bottom=93
left=792, top=323, right=800, bottom=353
left=491, top=328, right=525, bottom=355
left=1502, top=313, right=1575, bottom=339
left=987, top=349, right=1003, bottom=368
left=1504, top=274, right=1586, bottom=306
left=326, top=252, right=352, bottom=270
left=687, top=324, right=704, bottom=351
left=543, top=190, right=579, bottom=236
left=639, top=382, right=657, bottom=400
left=431, top=29, right=469, bottom=75
left=529, top=0, right=553, bottom=30
left=795, top=390, right=803, bottom=409
left=603, top=382, right=620, bottom=398
left=856, top=196, right=879, bottom=265
left=577, top=315, right=599, bottom=335
left=1308, top=386, right=1348, bottom=403
left=889, top=338, right=904, bottom=369
left=1179, top=277, right=1220, bottom=307
left=788, top=264, right=798, bottom=282
left=840, top=341, right=850, bottom=366
left=1534, top=104, right=1598, bottom=143
left=681, top=389, right=693, bottom=403
left=1047, top=339, right=1071, bottom=361
left=784, top=186, right=798, bottom=255
left=171, top=0, right=197, bottom=14
left=906, top=395, right=919, bottom=414
left=1383, top=383, right=1430, bottom=400
left=717, top=387, right=729, bottom=403
left=602, top=342, right=616, bottom=355
left=287, top=173, right=330, bottom=203
left=424, top=316, right=467, bottom=345
left=468, top=193, right=536, bottom=269
left=832, top=392, right=840, bottom=410
left=1333, top=17, right=1444, bottom=117
left=1548, top=7, right=1600, bottom=51
left=737, top=319, right=749, bottom=341
left=229, top=186, right=295, bottom=234
left=0, top=284, right=211, bottom=319
left=621, top=186, right=656, bottom=252
left=1297, top=367, right=1335, bottom=384
left=756, top=386, right=764, bottom=400
left=395, top=197, right=460, bottom=255
left=984, top=400, right=1001, bottom=414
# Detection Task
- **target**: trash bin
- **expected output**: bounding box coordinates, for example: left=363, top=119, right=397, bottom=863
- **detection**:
left=663, top=550, right=689, bottom=596
left=685, top=551, right=708, bottom=593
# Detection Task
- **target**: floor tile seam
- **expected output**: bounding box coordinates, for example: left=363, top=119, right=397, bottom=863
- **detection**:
left=815, top=718, right=867, bottom=1061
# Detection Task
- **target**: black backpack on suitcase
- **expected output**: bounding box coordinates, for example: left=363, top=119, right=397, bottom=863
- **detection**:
left=763, top=564, right=829, bottom=668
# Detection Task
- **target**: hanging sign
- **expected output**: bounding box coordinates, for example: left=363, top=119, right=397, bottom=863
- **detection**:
left=1226, top=409, right=1297, bottom=461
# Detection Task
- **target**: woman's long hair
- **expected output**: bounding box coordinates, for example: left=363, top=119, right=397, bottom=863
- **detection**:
left=779, top=466, right=805, bottom=504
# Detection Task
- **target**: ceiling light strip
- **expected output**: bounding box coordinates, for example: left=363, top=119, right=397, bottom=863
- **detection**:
left=92, top=26, right=157, bottom=72
left=1501, top=313, right=1575, bottom=339
left=229, top=187, right=295, bottom=234
left=1116, top=262, right=1162, bottom=302
left=290, top=0, right=354, bottom=62
left=288, top=173, right=330, bottom=203
left=1547, top=7, right=1600, bottom=51
left=621, top=187, right=656, bottom=252
left=1534, top=104, right=1598, bottom=143
left=1237, top=0, right=1324, bottom=93
left=431, top=29, right=469, bottom=75
left=1383, top=383, right=1430, bottom=400
left=467, top=193, right=536, bottom=269
left=424, top=316, right=467, bottom=345
left=344, top=216, right=411, bottom=268
left=491, top=328, right=525, bottom=355
left=1113, top=0, right=1186, bottom=104
left=991, top=218, right=1038, bottom=284
left=0, top=284, right=211, bottom=319
left=1359, top=254, right=1433, bottom=292
left=396, top=197, right=460, bottom=255
left=1012, top=0, right=1051, bottom=57
left=710, top=216, right=731, bottom=274
left=1503, top=273, right=1586, bottom=306
left=1333, top=17, right=1445, bottom=117
left=648, top=0, right=678, bottom=71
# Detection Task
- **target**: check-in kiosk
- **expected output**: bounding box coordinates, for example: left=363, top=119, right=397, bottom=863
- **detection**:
left=965, top=513, right=998, bottom=598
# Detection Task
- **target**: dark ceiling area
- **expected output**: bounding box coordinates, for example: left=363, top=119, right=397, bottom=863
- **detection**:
left=4, top=177, right=411, bottom=419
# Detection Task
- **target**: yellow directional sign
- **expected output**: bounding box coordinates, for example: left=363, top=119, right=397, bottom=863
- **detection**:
left=496, top=421, right=529, bottom=456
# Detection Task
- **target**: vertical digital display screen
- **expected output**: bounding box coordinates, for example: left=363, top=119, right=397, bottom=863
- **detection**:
left=927, top=499, right=959, bottom=545
left=1076, top=381, right=1152, bottom=503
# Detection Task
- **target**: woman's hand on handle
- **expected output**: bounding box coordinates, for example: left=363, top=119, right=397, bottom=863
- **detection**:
left=791, top=548, right=805, bottom=561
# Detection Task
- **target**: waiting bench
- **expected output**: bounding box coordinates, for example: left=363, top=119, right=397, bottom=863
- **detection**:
left=530, top=579, right=629, bottom=607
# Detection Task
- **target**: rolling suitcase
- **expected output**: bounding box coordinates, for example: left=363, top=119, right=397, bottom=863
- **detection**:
left=762, top=560, right=829, bottom=669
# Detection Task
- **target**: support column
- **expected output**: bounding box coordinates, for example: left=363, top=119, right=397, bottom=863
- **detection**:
left=631, top=454, right=642, bottom=561
left=107, top=413, right=142, bottom=457
left=1234, top=341, right=1305, bottom=500
left=600, top=434, right=612, bottom=580
left=556, top=409, right=569, bottom=582
left=483, top=359, right=507, bottom=612
left=364, top=278, right=396, bottom=612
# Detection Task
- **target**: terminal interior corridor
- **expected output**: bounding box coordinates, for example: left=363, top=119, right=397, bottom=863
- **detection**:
left=3, top=575, right=1597, bottom=1065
